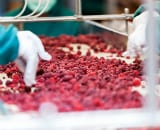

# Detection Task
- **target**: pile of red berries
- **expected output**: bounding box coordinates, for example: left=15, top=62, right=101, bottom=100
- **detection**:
left=0, top=34, right=144, bottom=112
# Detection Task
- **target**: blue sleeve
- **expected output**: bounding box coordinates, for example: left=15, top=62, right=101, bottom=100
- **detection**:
left=0, top=24, right=19, bottom=65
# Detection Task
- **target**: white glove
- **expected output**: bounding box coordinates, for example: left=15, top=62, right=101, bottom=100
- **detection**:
left=16, top=31, right=52, bottom=86
left=123, top=11, right=159, bottom=58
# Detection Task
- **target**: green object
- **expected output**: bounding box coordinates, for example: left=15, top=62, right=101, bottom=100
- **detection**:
left=134, top=1, right=160, bottom=18
left=0, top=25, right=19, bottom=65
left=27, top=0, right=57, bottom=13
left=6, top=1, right=80, bottom=37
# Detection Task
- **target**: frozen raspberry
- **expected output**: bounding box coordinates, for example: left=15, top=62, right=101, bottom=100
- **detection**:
left=133, top=78, right=141, bottom=86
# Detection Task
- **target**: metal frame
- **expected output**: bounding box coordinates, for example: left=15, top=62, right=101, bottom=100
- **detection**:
left=0, top=0, right=132, bottom=34
left=0, top=14, right=132, bottom=23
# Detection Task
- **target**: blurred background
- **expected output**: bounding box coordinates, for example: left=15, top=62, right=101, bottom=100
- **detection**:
left=0, top=0, right=142, bottom=35
left=0, top=0, right=141, bottom=16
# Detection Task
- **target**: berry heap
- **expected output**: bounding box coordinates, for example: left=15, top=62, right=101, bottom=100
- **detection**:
left=0, top=34, right=144, bottom=112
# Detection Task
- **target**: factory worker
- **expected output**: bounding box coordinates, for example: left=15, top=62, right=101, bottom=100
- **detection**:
left=0, top=24, right=52, bottom=86
left=123, top=1, right=160, bottom=57
left=6, top=0, right=80, bottom=36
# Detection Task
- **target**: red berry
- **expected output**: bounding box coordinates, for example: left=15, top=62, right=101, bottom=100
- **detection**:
left=0, top=34, right=143, bottom=112
left=72, top=101, right=83, bottom=111
left=86, top=50, right=91, bottom=56
left=133, top=78, right=141, bottom=86
left=12, top=73, right=20, bottom=82
left=77, top=50, right=81, bottom=55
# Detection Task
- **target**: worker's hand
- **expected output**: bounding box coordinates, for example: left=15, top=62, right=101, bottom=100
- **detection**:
left=123, top=11, right=159, bottom=58
left=16, top=31, right=52, bottom=86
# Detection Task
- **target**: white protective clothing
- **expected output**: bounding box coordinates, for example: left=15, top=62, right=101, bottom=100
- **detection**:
left=16, top=31, right=52, bottom=86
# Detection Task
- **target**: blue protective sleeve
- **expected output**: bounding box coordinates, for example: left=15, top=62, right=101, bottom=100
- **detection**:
left=0, top=24, right=19, bottom=65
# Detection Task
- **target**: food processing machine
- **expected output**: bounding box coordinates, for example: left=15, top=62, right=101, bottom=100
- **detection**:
left=0, top=0, right=159, bottom=130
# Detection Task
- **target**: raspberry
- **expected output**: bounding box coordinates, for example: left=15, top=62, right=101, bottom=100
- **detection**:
left=0, top=34, right=144, bottom=112
left=12, top=73, right=20, bottom=81
left=133, top=78, right=141, bottom=86
left=72, top=101, right=83, bottom=111
left=86, top=50, right=91, bottom=56
left=77, top=50, right=81, bottom=55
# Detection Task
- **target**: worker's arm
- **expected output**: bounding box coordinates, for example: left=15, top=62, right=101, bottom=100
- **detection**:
left=0, top=24, right=52, bottom=86
left=134, top=1, right=160, bottom=18
left=123, top=2, right=160, bottom=57
left=0, top=25, right=19, bottom=64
